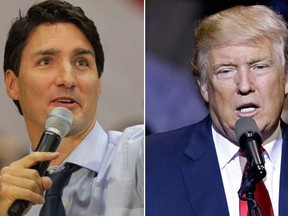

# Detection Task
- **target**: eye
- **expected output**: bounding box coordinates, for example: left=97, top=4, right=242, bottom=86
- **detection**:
left=215, top=67, right=236, bottom=79
left=218, top=69, right=232, bottom=74
left=254, top=64, right=267, bottom=70
left=75, top=59, right=89, bottom=67
left=38, top=58, right=52, bottom=66
left=252, top=63, right=270, bottom=75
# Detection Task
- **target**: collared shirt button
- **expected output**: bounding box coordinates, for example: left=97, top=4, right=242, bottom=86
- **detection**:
left=63, top=200, right=70, bottom=208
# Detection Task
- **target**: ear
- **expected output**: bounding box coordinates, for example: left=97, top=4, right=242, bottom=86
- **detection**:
left=5, top=70, right=20, bottom=100
left=285, top=79, right=288, bottom=96
left=197, top=79, right=209, bottom=103
left=97, top=79, right=102, bottom=98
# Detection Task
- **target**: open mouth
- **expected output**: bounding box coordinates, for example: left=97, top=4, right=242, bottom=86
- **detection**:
left=237, top=104, right=259, bottom=114
left=57, top=98, right=75, bottom=104
left=52, top=97, right=78, bottom=106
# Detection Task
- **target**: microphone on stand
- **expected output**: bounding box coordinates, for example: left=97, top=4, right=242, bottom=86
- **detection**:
left=8, top=107, right=73, bottom=216
left=235, top=117, right=266, bottom=196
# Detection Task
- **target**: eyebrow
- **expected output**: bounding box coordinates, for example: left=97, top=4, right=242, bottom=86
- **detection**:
left=212, top=63, right=236, bottom=70
left=248, top=57, right=273, bottom=65
left=32, top=49, right=60, bottom=56
left=212, top=56, right=274, bottom=70
left=32, top=48, right=95, bottom=57
left=73, top=48, right=95, bottom=57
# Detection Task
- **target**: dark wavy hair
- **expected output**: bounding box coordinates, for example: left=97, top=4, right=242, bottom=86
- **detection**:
left=3, top=0, right=105, bottom=115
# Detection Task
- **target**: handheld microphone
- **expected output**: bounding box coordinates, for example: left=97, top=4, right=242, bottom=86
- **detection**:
left=235, top=117, right=266, bottom=196
left=8, top=107, right=73, bottom=216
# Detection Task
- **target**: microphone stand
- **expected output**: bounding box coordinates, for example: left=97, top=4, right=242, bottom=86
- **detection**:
left=238, top=164, right=266, bottom=216
left=239, top=175, right=261, bottom=216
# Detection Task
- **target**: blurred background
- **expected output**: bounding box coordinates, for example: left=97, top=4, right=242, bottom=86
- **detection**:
left=146, top=0, right=288, bottom=135
left=0, top=0, right=143, bottom=168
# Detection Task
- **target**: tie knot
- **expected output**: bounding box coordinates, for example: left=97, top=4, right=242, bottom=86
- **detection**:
left=40, top=163, right=81, bottom=216
left=238, top=149, right=245, bottom=157
left=46, top=163, right=80, bottom=196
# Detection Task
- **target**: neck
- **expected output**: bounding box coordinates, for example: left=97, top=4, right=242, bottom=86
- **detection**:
left=49, top=136, right=81, bottom=166
left=262, top=121, right=281, bottom=146
left=29, top=120, right=96, bottom=167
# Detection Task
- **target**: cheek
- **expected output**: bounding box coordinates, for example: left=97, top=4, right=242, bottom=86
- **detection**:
left=208, top=82, right=236, bottom=110
left=207, top=81, right=227, bottom=99
left=80, top=77, right=100, bottom=99
left=18, top=76, right=46, bottom=101
left=264, top=75, right=285, bottom=97
left=17, top=78, right=30, bottom=100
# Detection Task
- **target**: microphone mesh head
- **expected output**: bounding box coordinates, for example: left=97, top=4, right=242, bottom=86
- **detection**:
left=235, top=117, right=261, bottom=145
left=45, top=107, right=73, bottom=138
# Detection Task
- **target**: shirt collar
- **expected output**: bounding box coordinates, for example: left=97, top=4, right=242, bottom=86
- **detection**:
left=213, top=122, right=282, bottom=171
left=262, top=123, right=282, bottom=171
left=212, top=126, right=239, bottom=170
left=64, top=121, right=108, bottom=173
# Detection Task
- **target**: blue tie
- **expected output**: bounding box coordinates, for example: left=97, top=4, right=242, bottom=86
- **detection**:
left=39, top=163, right=80, bottom=216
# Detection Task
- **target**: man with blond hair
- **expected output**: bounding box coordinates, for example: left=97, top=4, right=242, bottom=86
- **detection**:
left=147, top=5, right=288, bottom=216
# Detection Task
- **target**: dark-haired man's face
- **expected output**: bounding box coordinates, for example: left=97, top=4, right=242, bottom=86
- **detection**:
left=5, top=23, right=101, bottom=147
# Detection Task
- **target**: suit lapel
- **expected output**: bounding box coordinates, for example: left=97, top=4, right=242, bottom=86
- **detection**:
left=181, top=117, right=229, bottom=215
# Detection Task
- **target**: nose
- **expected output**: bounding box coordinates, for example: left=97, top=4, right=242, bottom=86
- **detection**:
left=236, top=69, right=255, bottom=94
left=55, top=62, right=76, bottom=88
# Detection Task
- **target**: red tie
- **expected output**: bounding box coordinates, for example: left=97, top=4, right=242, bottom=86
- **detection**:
left=239, top=179, right=274, bottom=215
left=239, top=148, right=274, bottom=216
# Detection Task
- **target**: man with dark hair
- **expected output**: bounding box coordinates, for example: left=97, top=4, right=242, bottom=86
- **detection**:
left=0, top=1, right=143, bottom=215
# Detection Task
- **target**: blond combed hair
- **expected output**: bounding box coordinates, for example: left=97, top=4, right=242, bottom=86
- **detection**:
left=192, top=5, right=288, bottom=83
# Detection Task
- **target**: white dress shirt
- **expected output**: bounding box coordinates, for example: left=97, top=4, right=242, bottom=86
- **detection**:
left=213, top=123, right=282, bottom=216
left=27, top=122, right=144, bottom=216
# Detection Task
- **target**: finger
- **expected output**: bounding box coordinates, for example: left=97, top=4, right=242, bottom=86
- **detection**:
left=9, top=152, right=59, bottom=168
left=0, top=175, right=45, bottom=205
left=1, top=171, right=44, bottom=197
left=42, top=176, right=53, bottom=190
left=10, top=186, right=44, bottom=205
left=1, top=166, right=44, bottom=187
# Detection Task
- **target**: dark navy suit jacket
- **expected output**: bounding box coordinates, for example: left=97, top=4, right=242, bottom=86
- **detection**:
left=146, top=116, right=288, bottom=216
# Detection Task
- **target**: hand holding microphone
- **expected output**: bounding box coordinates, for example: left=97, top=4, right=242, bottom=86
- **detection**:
left=7, top=107, right=73, bottom=216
